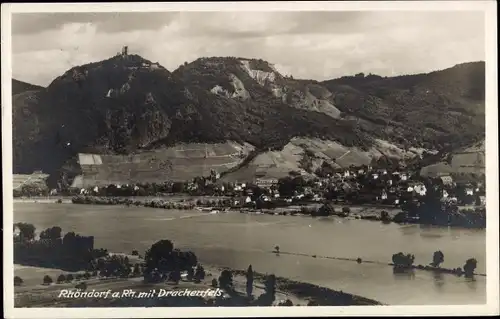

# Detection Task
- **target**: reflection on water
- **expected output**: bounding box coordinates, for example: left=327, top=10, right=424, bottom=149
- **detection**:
left=465, top=277, right=478, bottom=291
left=392, top=268, right=416, bottom=280
left=433, top=271, right=445, bottom=289
left=13, top=203, right=486, bottom=305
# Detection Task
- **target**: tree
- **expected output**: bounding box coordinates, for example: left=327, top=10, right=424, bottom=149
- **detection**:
left=144, top=239, right=174, bottom=276
left=211, top=278, right=218, bottom=288
left=380, top=210, right=390, bottom=222
left=246, top=265, right=254, bottom=297
left=341, top=206, right=351, bottom=217
left=43, top=275, right=53, bottom=285
left=131, top=250, right=139, bottom=256
left=133, top=264, right=141, bottom=277
left=14, top=276, right=23, bottom=286
left=63, top=231, right=77, bottom=244
left=218, top=269, right=233, bottom=291
left=66, top=274, right=74, bottom=282
left=264, top=274, right=276, bottom=302
left=57, top=274, right=66, bottom=283
left=463, top=258, right=477, bottom=278
left=187, top=267, right=195, bottom=281
left=39, top=226, right=62, bottom=240
left=475, top=195, right=482, bottom=206
left=194, top=264, right=206, bottom=283
left=392, top=252, right=415, bottom=269
left=75, top=281, right=87, bottom=291
left=431, top=251, right=444, bottom=268
left=169, top=268, right=181, bottom=284
left=316, top=203, right=335, bottom=216
left=14, top=223, right=36, bottom=241
left=171, top=182, right=185, bottom=193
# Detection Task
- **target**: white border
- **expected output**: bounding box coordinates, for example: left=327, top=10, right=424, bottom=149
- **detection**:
left=2, top=1, right=499, bottom=318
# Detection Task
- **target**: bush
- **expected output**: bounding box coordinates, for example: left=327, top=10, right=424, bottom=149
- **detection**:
left=57, top=274, right=66, bottom=283
left=392, top=252, right=415, bottom=269
left=43, top=275, right=53, bottom=285
left=14, top=276, right=23, bottom=286
left=194, top=264, right=206, bottom=282
left=431, top=251, right=444, bottom=268
left=463, top=258, right=477, bottom=277
left=187, top=268, right=195, bottom=281
left=131, top=250, right=139, bottom=256
left=75, top=281, right=87, bottom=290
left=380, top=210, right=390, bottom=221
left=211, top=278, right=218, bottom=288
left=218, top=270, right=233, bottom=291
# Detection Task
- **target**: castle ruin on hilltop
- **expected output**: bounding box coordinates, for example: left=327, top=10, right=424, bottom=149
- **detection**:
left=116, top=46, right=128, bottom=58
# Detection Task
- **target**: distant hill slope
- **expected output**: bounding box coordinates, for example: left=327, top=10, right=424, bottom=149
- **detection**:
left=69, top=142, right=254, bottom=187
left=420, top=139, right=485, bottom=179
left=12, top=79, right=44, bottom=95
left=321, top=62, right=485, bottom=152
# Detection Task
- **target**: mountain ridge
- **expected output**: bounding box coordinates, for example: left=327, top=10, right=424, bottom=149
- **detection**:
left=12, top=53, right=485, bottom=183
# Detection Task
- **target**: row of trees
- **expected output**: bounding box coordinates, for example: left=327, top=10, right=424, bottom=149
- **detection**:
left=215, top=265, right=277, bottom=306
left=143, top=239, right=199, bottom=283
left=140, top=239, right=280, bottom=305
left=391, top=250, right=478, bottom=278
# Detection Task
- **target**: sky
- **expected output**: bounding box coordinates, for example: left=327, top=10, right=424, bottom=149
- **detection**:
left=11, top=11, right=485, bottom=86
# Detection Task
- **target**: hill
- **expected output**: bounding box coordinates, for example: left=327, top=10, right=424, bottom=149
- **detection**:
left=321, top=62, right=485, bottom=152
left=12, top=79, right=44, bottom=95
left=419, top=139, right=485, bottom=179
left=13, top=53, right=372, bottom=182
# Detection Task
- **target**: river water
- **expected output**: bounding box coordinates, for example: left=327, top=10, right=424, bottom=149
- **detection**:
left=13, top=203, right=486, bottom=305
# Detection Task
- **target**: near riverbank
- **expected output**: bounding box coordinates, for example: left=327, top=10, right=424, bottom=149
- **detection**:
left=14, top=255, right=383, bottom=307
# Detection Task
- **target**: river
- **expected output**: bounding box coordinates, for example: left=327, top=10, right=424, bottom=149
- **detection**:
left=13, top=203, right=486, bottom=305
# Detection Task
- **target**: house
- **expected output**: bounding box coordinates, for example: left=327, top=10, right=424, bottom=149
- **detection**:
left=439, top=175, right=453, bottom=186
left=465, top=188, right=474, bottom=196
left=259, top=194, right=271, bottom=202
left=304, top=187, right=313, bottom=195
left=400, top=173, right=408, bottom=181
left=256, top=178, right=278, bottom=188
left=413, top=183, right=427, bottom=196
left=442, top=190, right=449, bottom=199
left=381, top=190, right=388, bottom=200
left=372, top=173, right=379, bottom=180
left=479, top=195, right=486, bottom=206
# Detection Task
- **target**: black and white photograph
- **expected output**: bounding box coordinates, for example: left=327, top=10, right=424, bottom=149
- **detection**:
left=2, top=1, right=498, bottom=317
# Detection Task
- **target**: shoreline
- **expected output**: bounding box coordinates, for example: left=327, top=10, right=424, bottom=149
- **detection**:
left=62, top=195, right=486, bottom=229
left=14, top=257, right=383, bottom=306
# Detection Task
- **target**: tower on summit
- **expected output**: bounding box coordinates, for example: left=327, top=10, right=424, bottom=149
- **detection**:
left=122, top=46, right=128, bottom=56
